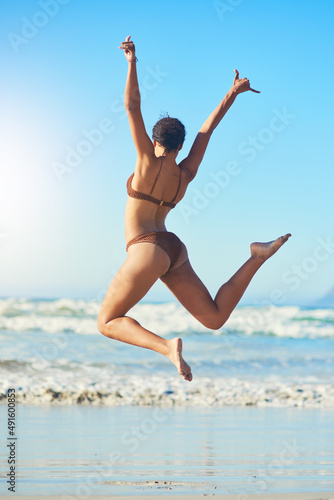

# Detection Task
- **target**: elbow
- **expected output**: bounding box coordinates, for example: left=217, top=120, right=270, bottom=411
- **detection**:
left=199, top=125, right=214, bottom=136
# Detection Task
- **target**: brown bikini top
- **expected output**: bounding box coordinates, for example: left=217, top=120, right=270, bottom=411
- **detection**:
left=126, top=158, right=182, bottom=209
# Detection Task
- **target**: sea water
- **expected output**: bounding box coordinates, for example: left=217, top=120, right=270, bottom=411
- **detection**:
left=1, top=298, right=334, bottom=408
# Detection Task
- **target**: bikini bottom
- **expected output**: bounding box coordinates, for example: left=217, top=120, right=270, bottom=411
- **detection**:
left=126, top=231, right=183, bottom=272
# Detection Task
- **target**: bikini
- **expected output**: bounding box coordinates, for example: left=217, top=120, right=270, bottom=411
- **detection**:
left=126, top=159, right=183, bottom=271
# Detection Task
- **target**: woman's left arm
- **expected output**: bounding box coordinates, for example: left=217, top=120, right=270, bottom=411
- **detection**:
left=180, top=70, right=260, bottom=180
left=120, top=36, right=154, bottom=159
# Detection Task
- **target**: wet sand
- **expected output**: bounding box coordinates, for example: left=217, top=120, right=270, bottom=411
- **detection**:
left=1, top=405, right=333, bottom=496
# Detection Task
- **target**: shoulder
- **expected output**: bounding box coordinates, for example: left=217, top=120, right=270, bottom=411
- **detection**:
left=134, top=154, right=161, bottom=177
left=179, top=159, right=196, bottom=183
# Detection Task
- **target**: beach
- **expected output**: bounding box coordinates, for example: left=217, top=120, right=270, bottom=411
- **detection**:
left=2, top=0, right=334, bottom=496
left=1, top=298, right=334, bottom=496
left=1, top=405, right=334, bottom=496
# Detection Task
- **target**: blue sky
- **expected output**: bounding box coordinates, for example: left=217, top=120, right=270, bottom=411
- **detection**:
left=1, top=0, right=334, bottom=306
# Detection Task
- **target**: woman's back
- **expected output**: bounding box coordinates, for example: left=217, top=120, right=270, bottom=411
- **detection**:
left=125, top=155, right=190, bottom=242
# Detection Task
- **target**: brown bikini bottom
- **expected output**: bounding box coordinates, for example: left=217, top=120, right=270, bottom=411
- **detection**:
left=126, top=231, right=183, bottom=271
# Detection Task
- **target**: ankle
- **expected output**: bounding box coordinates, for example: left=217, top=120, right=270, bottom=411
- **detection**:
left=249, top=255, right=266, bottom=267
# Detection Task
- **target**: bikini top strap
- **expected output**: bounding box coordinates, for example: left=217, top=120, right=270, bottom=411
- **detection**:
left=149, top=158, right=163, bottom=195
left=170, top=167, right=182, bottom=203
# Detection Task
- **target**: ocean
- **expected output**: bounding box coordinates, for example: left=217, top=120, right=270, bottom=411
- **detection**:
left=1, top=297, right=334, bottom=408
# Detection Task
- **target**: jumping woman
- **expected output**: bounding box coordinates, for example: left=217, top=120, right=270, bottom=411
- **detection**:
left=97, top=36, right=291, bottom=382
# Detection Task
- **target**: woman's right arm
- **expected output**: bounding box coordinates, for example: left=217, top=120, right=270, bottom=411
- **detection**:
left=120, top=36, right=154, bottom=160
left=180, top=70, right=260, bottom=180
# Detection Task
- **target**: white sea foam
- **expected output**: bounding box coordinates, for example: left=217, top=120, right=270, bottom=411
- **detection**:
left=1, top=362, right=333, bottom=408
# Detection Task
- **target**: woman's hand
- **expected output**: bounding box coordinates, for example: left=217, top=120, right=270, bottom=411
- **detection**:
left=232, top=69, right=260, bottom=94
left=119, top=35, right=137, bottom=63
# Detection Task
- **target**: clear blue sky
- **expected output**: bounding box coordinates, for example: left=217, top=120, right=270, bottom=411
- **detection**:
left=1, top=0, right=334, bottom=306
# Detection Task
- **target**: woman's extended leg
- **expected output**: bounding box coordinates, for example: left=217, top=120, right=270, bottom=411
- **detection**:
left=97, top=242, right=192, bottom=381
left=161, top=234, right=291, bottom=330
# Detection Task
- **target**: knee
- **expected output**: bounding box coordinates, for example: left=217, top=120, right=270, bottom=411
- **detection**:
left=97, top=317, right=107, bottom=336
left=98, top=310, right=124, bottom=338
left=201, top=314, right=230, bottom=331
left=97, top=313, right=112, bottom=337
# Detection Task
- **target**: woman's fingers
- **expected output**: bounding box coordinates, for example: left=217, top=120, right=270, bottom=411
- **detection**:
left=119, top=36, right=134, bottom=50
left=233, top=71, right=260, bottom=93
left=119, top=44, right=134, bottom=52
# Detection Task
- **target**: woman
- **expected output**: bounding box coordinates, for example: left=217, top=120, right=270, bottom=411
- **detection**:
left=97, top=36, right=291, bottom=382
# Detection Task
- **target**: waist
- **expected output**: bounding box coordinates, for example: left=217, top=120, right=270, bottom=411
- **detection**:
left=126, top=225, right=169, bottom=245
left=125, top=210, right=168, bottom=243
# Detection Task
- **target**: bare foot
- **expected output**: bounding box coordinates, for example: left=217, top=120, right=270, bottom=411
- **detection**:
left=251, top=233, right=291, bottom=261
left=167, top=338, right=192, bottom=382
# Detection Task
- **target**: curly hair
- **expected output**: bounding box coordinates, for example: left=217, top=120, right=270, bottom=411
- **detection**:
left=152, top=115, right=186, bottom=154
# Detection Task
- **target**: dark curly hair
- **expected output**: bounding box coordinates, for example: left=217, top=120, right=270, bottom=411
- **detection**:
left=152, top=115, right=186, bottom=154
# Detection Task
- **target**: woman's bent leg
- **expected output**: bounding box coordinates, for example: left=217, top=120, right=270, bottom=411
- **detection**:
left=97, top=242, right=192, bottom=381
left=161, top=234, right=291, bottom=330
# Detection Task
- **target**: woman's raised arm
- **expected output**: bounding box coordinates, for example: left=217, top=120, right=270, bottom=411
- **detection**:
left=119, top=36, right=154, bottom=159
left=180, top=70, right=260, bottom=180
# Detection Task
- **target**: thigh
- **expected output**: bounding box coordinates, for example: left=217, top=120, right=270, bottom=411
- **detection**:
left=99, top=243, right=170, bottom=324
left=160, top=258, right=218, bottom=327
